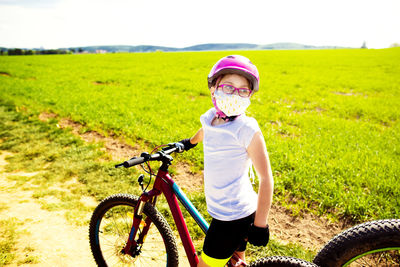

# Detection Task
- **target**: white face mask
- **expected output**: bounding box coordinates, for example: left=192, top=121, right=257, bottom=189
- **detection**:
left=213, top=89, right=250, bottom=117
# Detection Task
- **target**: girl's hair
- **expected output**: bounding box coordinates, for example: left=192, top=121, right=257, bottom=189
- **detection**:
left=212, top=74, right=252, bottom=90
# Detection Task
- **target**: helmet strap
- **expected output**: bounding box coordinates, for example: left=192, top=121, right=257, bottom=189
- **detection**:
left=216, top=113, right=238, bottom=122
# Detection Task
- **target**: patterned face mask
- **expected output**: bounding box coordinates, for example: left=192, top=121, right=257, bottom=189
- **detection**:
left=213, top=89, right=250, bottom=117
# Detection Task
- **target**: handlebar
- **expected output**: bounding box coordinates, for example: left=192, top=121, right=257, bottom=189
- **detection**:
left=116, top=156, right=147, bottom=168
left=115, top=142, right=184, bottom=168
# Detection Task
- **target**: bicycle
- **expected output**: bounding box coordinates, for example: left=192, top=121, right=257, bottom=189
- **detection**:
left=88, top=143, right=400, bottom=266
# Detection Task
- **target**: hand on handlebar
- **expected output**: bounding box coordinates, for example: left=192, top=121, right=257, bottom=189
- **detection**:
left=165, top=142, right=185, bottom=153
left=178, top=138, right=197, bottom=151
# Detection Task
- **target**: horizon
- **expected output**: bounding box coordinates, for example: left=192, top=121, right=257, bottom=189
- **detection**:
left=0, top=41, right=359, bottom=50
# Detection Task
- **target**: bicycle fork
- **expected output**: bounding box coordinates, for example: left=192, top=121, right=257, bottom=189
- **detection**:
left=122, top=191, right=159, bottom=256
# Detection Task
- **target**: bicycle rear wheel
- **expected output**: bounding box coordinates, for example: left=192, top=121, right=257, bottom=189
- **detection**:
left=249, top=256, right=318, bottom=266
left=313, top=219, right=400, bottom=267
left=89, top=194, right=179, bottom=267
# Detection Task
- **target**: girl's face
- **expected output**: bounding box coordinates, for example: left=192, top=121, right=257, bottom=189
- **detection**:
left=210, top=74, right=251, bottom=96
left=211, top=73, right=252, bottom=117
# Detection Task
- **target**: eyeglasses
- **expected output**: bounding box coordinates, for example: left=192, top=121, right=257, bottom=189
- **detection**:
left=217, top=84, right=252, bottom=98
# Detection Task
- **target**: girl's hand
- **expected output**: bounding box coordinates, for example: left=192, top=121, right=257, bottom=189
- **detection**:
left=178, top=138, right=197, bottom=151
left=247, top=224, right=270, bottom=246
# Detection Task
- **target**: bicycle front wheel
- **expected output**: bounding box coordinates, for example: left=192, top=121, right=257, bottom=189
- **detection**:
left=89, top=194, right=179, bottom=267
left=313, top=219, right=400, bottom=267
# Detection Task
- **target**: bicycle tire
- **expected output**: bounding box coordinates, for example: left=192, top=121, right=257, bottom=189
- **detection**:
left=89, top=193, right=179, bottom=267
left=248, top=256, right=318, bottom=267
left=313, top=219, right=400, bottom=267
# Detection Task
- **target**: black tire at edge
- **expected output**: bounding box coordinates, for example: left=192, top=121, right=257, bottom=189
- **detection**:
left=313, top=219, right=400, bottom=267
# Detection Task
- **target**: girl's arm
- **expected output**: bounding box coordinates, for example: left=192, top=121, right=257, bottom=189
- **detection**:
left=190, top=128, right=204, bottom=144
left=179, top=128, right=203, bottom=151
left=247, top=132, right=274, bottom=227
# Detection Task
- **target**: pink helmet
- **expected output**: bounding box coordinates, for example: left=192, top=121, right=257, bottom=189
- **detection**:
left=208, top=55, right=260, bottom=92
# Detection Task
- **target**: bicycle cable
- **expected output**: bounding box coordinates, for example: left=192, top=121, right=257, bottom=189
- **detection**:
left=140, top=162, right=153, bottom=192
left=140, top=144, right=169, bottom=192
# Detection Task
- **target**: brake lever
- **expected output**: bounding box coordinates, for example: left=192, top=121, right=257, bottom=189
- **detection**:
left=163, top=143, right=176, bottom=150
left=163, top=142, right=184, bottom=153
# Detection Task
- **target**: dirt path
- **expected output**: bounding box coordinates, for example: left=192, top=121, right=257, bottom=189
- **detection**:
left=0, top=151, right=96, bottom=267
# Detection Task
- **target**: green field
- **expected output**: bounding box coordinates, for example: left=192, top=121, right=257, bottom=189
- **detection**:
left=1, top=48, right=399, bottom=224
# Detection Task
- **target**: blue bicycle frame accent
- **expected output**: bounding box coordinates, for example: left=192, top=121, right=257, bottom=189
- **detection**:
left=172, top=183, right=209, bottom=234
left=128, top=226, right=136, bottom=241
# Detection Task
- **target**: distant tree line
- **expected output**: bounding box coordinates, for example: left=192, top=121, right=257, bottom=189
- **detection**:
left=1, top=43, right=399, bottom=56
left=0, top=48, right=85, bottom=56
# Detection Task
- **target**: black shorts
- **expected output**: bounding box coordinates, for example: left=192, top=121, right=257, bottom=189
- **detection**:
left=202, top=212, right=255, bottom=259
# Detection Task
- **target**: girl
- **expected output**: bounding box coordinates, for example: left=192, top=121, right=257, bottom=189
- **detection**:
left=180, top=55, right=274, bottom=267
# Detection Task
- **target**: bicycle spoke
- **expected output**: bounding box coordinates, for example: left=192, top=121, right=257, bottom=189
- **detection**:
left=347, top=249, right=400, bottom=266
left=96, top=204, right=169, bottom=266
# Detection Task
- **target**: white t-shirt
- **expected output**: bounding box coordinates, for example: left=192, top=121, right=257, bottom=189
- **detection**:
left=200, top=108, right=261, bottom=221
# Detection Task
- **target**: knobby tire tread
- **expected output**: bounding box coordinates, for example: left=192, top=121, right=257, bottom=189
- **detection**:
left=89, top=193, right=179, bottom=267
left=313, top=219, right=400, bottom=267
left=249, top=256, right=318, bottom=267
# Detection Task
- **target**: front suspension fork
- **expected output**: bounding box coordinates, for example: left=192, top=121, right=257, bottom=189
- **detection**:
left=122, top=194, right=158, bottom=256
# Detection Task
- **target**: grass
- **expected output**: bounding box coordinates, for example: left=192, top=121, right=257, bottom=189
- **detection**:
left=0, top=100, right=141, bottom=213
left=0, top=218, right=19, bottom=265
left=1, top=48, right=399, bottom=223
left=1, top=48, right=400, bottom=263
left=0, top=216, right=39, bottom=265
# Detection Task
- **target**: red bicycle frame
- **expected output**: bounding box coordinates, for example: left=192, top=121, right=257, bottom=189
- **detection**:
left=123, top=167, right=209, bottom=267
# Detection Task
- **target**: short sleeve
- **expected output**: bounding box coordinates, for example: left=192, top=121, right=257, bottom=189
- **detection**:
left=200, top=108, right=215, bottom=128
left=237, top=117, right=261, bottom=148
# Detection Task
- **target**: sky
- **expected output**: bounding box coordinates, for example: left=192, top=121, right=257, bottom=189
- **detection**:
left=0, top=0, right=399, bottom=49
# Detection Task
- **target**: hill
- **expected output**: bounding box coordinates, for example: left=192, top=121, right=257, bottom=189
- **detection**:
left=69, top=43, right=347, bottom=53
left=1, top=43, right=350, bottom=54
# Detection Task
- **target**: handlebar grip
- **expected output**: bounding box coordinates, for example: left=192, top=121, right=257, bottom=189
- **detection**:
left=115, top=145, right=179, bottom=169
left=123, top=157, right=145, bottom=168
left=162, top=146, right=179, bottom=155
